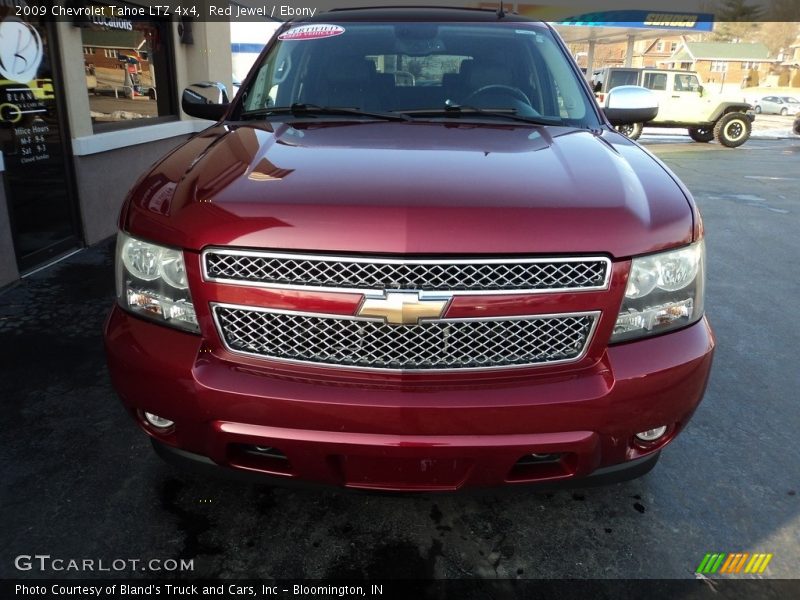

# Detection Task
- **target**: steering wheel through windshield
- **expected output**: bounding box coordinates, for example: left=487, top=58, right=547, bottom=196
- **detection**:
left=464, top=85, right=532, bottom=107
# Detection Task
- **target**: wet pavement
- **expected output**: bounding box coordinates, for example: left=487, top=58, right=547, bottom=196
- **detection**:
left=1, top=137, right=799, bottom=580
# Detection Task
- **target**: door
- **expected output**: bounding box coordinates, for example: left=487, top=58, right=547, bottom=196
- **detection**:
left=0, top=14, right=81, bottom=272
left=759, top=97, right=776, bottom=114
left=650, top=71, right=707, bottom=124
left=640, top=71, right=669, bottom=114
left=784, top=97, right=800, bottom=115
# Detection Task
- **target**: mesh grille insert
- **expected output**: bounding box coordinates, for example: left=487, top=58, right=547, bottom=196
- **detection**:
left=205, top=252, right=609, bottom=293
left=214, top=306, right=597, bottom=371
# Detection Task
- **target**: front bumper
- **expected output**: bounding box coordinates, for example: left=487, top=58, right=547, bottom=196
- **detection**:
left=151, top=437, right=662, bottom=492
left=105, top=307, right=714, bottom=491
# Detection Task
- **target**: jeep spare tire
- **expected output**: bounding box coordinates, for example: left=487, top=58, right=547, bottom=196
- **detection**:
left=688, top=127, right=714, bottom=143
left=714, top=113, right=751, bottom=148
left=615, top=122, right=643, bottom=140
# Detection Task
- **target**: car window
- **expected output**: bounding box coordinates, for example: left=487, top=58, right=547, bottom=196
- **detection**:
left=673, top=74, right=699, bottom=92
left=239, top=22, right=598, bottom=127
left=606, top=70, right=639, bottom=90
left=642, top=72, right=667, bottom=91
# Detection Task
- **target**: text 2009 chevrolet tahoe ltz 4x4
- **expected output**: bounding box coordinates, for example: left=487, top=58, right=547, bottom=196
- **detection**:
left=104, top=8, right=714, bottom=491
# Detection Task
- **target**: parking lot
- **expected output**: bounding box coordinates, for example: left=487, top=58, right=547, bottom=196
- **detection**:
left=1, top=134, right=798, bottom=581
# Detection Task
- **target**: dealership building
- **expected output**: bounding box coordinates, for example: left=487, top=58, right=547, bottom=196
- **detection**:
left=0, top=1, right=235, bottom=287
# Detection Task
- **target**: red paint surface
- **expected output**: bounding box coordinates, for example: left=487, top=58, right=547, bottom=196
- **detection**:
left=106, top=71, right=714, bottom=489
left=105, top=307, right=714, bottom=490
left=124, top=124, right=694, bottom=259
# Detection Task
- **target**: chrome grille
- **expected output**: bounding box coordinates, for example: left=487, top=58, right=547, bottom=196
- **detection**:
left=204, top=251, right=610, bottom=294
left=213, top=305, right=598, bottom=371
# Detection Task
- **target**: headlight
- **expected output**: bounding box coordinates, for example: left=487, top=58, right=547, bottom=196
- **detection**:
left=611, top=240, right=705, bottom=343
left=116, top=232, right=199, bottom=333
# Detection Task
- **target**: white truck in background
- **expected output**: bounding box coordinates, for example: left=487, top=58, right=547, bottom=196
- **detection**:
left=593, top=67, right=755, bottom=147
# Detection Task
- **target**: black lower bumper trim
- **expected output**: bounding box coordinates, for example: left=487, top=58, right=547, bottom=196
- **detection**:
left=151, top=438, right=660, bottom=493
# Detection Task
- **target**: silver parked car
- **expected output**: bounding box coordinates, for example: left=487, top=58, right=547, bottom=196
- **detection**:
left=754, top=95, right=800, bottom=116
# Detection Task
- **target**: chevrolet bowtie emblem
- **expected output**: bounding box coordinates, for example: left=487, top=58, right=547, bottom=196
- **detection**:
left=358, top=291, right=449, bottom=325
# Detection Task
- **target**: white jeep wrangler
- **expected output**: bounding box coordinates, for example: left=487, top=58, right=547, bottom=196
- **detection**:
left=594, top=68, right=755, bottom=147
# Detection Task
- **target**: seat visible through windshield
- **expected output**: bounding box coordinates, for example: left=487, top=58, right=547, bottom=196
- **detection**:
left=240, top=22, right=595, bottom=127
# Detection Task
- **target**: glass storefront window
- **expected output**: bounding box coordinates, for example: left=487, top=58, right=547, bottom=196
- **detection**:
left=79, top=3, right=175, bottom=129
left=0, top=13, right=81, bottom=270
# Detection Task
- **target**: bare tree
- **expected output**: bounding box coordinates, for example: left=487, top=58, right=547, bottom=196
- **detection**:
left=752, top=22, right=800, bottom=57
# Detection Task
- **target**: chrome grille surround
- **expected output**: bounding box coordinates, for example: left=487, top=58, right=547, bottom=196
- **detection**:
left=212, top=303, right=600, bottom=372
left=203, top=250, right=611, bottom=295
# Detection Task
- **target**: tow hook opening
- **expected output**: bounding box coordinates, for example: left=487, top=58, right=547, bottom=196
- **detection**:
left=507, top=452, right=577, bottom=482
left=228, top=444, right=292, bottom=476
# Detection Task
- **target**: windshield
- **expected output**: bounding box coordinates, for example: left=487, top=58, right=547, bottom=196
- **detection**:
left=238, top=21, right=598, bottom=127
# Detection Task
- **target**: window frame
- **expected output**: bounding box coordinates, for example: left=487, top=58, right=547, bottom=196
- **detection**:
left=673, top=73, right=700, bottom=92
left=80, top=3, right=179, bottom=133
left=642, top=72, right=667, bottom=91
left=710, top=61, right=729, bottom=73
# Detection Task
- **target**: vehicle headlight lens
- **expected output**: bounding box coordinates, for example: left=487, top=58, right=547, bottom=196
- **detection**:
left=121, top=237, right=161, bottom=281
left=116, top=232, right=199, bottom=333
left=611, top=240, right=705, bottom=343
left=159, top=248, right=189, bottom=290
left=656, top=245, right=699, bottom=292
left=626, top=256, right=658, bottom=299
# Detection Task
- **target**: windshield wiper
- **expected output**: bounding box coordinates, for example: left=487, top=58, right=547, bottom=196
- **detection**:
left=398, top=103, right=562, bottom=126
left=240, top=103, right=411, bottom=122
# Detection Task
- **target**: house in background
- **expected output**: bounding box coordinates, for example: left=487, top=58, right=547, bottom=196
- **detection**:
left=82, top=29, right=152, bottom=75
left=660, top=41, right=778, bottom=87
left=631, top=36, right=684, bottom=68
left=572, top=35, right=703, bottom=71
left=779, top=34, right=800, bottom=86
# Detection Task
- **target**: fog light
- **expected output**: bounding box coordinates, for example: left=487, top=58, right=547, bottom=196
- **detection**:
left=144, top=412, right=174, bottom=429
left=635, top=426, right=667, bottom=442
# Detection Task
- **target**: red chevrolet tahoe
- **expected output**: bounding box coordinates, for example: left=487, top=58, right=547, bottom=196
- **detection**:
left=104, top=8, right=714, bottom=491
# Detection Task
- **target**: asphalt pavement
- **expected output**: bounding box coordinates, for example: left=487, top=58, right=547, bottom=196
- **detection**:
left=1, top=135, right=798, bottom=581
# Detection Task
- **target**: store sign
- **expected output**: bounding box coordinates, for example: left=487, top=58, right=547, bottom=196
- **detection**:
left=0, top=86, right=46, bottom=124
left=557, top=9, right=714, bottom=31
left=90, top=15, right=133, bottom=30
left=0, top=17, right=43, bottom=83
left=0, top=15, right=81, bottom=269
left=13, top=121, right=50, bottom=165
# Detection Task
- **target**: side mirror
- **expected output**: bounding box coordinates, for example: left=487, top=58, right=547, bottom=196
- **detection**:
left=697, top=85, right=704, bottom=97
left=603, top=85, right=658, bottom=126
left=181, top=81, right=229, bottom=121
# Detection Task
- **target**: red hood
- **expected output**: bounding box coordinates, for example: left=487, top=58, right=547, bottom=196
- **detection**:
left=125, top=121, right=694, bottom=258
